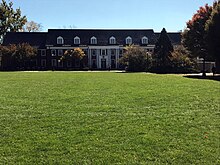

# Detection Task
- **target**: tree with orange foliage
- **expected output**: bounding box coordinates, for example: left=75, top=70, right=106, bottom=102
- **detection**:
left=182, top=3, right=213, bottom=75
left=182, top=4, right=213, bottom=58
left=206, top=0, right=220, bottom=73
left=60, top=48, right=85, bottom=68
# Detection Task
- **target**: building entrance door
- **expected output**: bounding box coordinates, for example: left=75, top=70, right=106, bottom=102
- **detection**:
left=101, top=59, right=106, bottom=69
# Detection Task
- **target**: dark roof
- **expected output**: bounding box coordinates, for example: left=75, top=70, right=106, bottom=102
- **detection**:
left=155, top=32, right=181, bottom=45
left=167, top=33, right=182, bottom=45
left=2, top=29, right=181, bottom=48
left=46, top=29, right=155, bottom=46
left=3, top=32, right=47, bottom=48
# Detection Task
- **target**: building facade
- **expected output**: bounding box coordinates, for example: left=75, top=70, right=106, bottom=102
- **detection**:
left=2, top=29, right=181, bottom=70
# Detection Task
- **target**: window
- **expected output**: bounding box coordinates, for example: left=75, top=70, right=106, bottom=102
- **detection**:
left=58, top=61, right=63, bottom=67
left=119, top=49, right=123, bottom=57
left=41, top=59, right=46, bottom=67
left=92, top=49, right=96, bottom=56
left=111, top=59, right=116, bottom=68
left=119, top=49, right=123, bottom=55
left=41, top=50, right=46, bottom=56
left=58, top=49, right=63, bottom=56
left=67, top=61, right=72, bottom=67
left=57, top=36, right=64, bottom=44
left=90, top=36, right=97, bottom=44
left=51, top=59, right=57, bottom=67
left=92, top=59, right=97, bottom=68
left=111, top=49, right=116, bottom=55
left=75, top=59, right=80, bottom=67
left=51, top=50, right=56, bottom=56
left=126, top=36, right=132, bottom=45
left=109, top=36, right=116, bottom=44
left=82, top=49, right=88, bottom=55
left=101, top=49, right=106, bottom=55
left=142, top=36, right=149, bottom=44
left=74, top=36, right=80, bottom=44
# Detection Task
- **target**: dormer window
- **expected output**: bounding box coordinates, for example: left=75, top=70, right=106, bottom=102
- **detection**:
left=142, top=36, right=149, bottom=44
left=74, top=36, right=80, bottom=45
left=90, top=36, right=97, bottom=44
left=126, top=36, right=132, bottom=45
left=57, top=36, right=64, bottom=44
left=109, top=36, right=116, bottom=44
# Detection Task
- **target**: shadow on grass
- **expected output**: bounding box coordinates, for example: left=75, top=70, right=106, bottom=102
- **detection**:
left=184, top=75, right=220, bottom=82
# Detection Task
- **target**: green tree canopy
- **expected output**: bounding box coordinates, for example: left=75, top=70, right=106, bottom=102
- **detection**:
left=120, top=45, right=151, bottom=72
left=170, top=45, right=197, bottom=73
left=0, top=0, right=27, bottom=43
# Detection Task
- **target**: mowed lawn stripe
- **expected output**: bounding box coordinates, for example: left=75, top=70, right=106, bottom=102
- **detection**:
left=0, top=72, right=219, bottom=164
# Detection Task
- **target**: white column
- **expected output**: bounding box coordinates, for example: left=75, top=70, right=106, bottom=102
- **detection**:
left=116, top=49, right=119, bottom=69
left=88, top=48, right=91, bottom=68
left=107, top=49, right=111, bottom=68
left=97, top=49, right=100, bottom=69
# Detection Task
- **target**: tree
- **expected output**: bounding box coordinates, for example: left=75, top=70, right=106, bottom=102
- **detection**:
left=182, top=4, right=212, bottom=58
left=170, top=45, right=198, bottom=73
left=23, top=21, right=43, bottom=32
left=154, top=28, right=173, bottom=69
left=60, top=48, right=85, bottom=68
left=0, top=0, right=27, bottom=43
left=0, top=43, right=37, bottom=70
left=206, top=0, right=220, bottom=73
left=182, top=4, right=213, bottom=76
left=0, top=44, right=16, bottom=69
left=119, top=45, right=151, bottom=72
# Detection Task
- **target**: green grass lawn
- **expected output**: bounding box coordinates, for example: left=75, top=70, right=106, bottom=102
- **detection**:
left=0, top=72, right=219, bottom=164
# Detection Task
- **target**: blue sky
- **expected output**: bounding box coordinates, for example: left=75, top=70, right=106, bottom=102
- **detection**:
left=11, top=0, right=215, bottom=32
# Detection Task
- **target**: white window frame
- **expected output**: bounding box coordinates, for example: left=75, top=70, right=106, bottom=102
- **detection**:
left=109, top=36, right=116, bottom=44
left=126, top=36, right=132, bottom=45
left=51, top=49, right=56, bottom=56
left=142, top=36, right=149, bottom=44
left=57, top=36, right=64, bottom=44
left=90, top=36, right=97, bottom=44
left=58, top=49, right=63, bottom=56
left=41, top=49, right=46, bottom=56
left=74, top=36, right=80, bottom=45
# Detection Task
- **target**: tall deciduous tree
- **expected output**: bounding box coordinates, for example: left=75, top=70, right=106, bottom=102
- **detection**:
left=206, top=0, right=220, bottom=72
left=182, top=4, right=213, bottom=59
left=0, top=0, right=27, bottom=43
left=23, top=21, right=43, bottom=32
left=0, top=43, right=37, bottom=69
left=182, top=4, right=213, bottom=76
left=154, top=28, right=173, bottom=67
